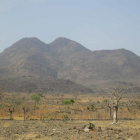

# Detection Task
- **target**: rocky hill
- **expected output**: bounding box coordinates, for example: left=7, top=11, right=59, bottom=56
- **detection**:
left=0, top=37, right=140, bottom=93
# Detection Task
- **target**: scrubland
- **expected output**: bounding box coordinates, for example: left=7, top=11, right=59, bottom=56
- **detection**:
left=0, top=93, right=140, bottom=140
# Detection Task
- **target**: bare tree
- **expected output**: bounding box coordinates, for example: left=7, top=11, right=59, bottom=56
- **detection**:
left=111, top=88, right=124, bottom=124
left=127, top=99, right=140, bottom=117
left=107, top=99, right=112, bottom=119
left=6, top=94, right=21, bottom=120
left=22, top=106, right=29, bottom=121
left=8, top=107, right=15, bottom=120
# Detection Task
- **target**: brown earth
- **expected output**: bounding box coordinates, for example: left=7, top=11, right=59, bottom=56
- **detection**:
left=0, top=120, right=139, bottom=140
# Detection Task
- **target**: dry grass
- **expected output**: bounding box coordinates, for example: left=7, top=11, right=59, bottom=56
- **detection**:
left=0, top=93, right=140, bottom=120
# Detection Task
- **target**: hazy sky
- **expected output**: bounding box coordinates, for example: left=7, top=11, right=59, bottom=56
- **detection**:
left=0, top=0, right=140, bottom=55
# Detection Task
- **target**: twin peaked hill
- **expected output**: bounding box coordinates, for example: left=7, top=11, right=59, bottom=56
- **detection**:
left=0, top=37, right=140, bottom=93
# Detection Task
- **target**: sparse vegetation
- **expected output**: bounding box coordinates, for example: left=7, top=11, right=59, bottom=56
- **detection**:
left=0, top=92, right=139, bottom=140
left=0, top=92, right=139, bottom=120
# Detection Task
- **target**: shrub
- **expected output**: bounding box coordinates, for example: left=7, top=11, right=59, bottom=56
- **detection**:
left=62, top=99, right=75, bottom=105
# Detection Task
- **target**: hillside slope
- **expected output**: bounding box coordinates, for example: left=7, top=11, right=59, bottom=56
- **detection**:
left=0, top=37, right=92, bottom=93
left=0, top=37, right=140, bottom=93
left=49, top=38, right=140, bottom=90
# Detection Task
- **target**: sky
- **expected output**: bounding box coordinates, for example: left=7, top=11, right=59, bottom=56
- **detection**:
left=0, top=0, right=140, bottom=55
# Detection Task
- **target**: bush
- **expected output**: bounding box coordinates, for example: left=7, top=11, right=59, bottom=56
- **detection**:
left=31, top=94, right=43, bottom=103
left=62, top=99, right=75, bottom=105
left=62, top=114, right=70, bottom=121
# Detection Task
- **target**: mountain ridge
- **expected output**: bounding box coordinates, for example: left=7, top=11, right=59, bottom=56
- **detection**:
left=0, top=37, right=140, bottom=93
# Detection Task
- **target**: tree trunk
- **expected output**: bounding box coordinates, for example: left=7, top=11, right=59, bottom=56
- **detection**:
left=9, top=111, right=13, bottom=120
left=112, top=106, right=118, bottom=124
left=23, top=107, right=28, bottom=121
left=23, top=110, right=26, bottom=121
left=9, top=108, right=14, bottom=120
left=109, top=107, right=112, bottom=119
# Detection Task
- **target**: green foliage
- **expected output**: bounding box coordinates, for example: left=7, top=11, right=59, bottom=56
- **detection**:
left=0, top=104, right=4, bottom=108
left=62, top=99, right=75, bottom=105
left=31, top=94, right=43, bottom=103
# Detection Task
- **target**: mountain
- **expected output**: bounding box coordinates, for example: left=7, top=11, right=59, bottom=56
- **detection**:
left=0, top=37, right=140, bottom=93
left=49, top=38, right=140, bottom=91
left=0, top=37, right=92, bottom=93
left=0, top=37, right=58, bottom=78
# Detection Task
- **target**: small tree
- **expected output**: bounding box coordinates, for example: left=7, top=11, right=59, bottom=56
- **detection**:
left=127, top=99, right=140, bottom=117
left=31, top=94, right=43, bottom=109
left=87, top=104, right=97, bottom=112
left=22, top=106, right=29, bottom=121
left=9, top=107, right=15, bottom=120
left=5, top=94, right=19, bottom=120
left=107, top=99, right=112, bottom=119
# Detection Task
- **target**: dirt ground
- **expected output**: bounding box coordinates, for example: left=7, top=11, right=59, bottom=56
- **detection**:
left=0, top=120, right=139, bottom=140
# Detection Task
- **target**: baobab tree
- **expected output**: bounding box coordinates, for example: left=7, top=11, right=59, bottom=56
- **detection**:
left=109, top=88, right=125, bottom=124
